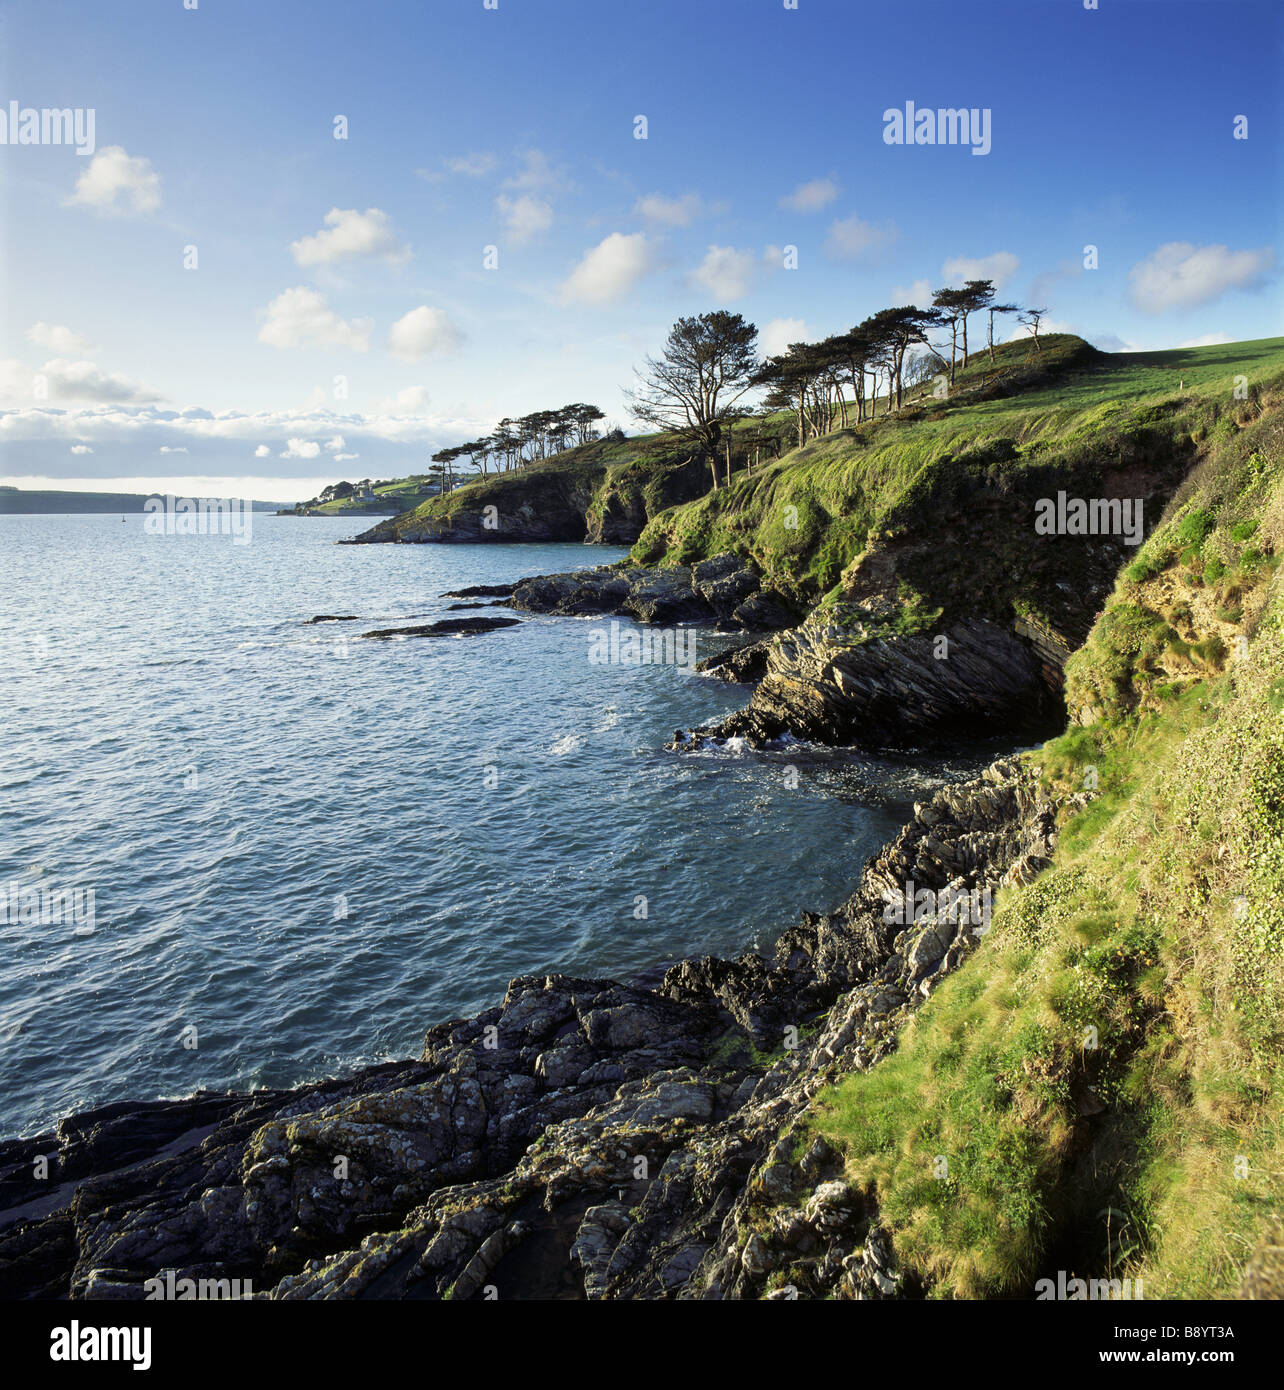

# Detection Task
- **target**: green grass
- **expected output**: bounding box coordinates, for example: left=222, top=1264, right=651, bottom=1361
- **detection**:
left=631, top=336, right=1284, bottom=621
left=803, top=382, right=1284, bottom=1298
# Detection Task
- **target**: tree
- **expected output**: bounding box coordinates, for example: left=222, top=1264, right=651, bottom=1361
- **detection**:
left=986, top=301, right=1019, bottom=362
left=931, top=287, right=970, bottom=386
left=1017, top=306, right=1048, bottom=354
left=864, top=306, right=940, bottom=410
left=626, top=311, right=759, bottom=490
left=957, top=278, right=996, bottom=366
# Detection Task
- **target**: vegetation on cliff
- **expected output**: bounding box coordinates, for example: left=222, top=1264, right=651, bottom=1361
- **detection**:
left=806, top=352, right=1284, bottom=1298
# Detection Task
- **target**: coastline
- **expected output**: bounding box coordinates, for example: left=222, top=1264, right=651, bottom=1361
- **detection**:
left=0, top=748, right=1058, bottom=1300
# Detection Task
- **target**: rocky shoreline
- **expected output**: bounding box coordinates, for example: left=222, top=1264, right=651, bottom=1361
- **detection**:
left=0, top=757, right=1072, bottom=1300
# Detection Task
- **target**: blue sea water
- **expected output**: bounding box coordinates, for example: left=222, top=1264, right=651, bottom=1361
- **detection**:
left=0, top=514, right=1002, bottom=1137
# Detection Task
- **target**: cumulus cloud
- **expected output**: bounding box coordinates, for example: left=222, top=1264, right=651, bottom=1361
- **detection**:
left=496, top=193, right=553, bottom=244
left=780, top=178, right=838, bottom=213
left=290, top=208, right=411, bottom=267
left=941, top=251, right=1020, bottom=289
left=258, top=288, right=372, bottom=352
left=70, top=444, right=93, bottom=454
left=280, top=438, right=322, bottom=459
left=333, top=451, right=359, bottom=462
left=891, top=278, right=934, bottom=308
left=387, top=306, right=463, bottom=360
left=323, top=435, right=345, bottom=452
left=378, top=385, right=431, bottom=412
left=0, top=357, right=161, bottom=405
left=66, top=146, right=161, bottom=215
left=28, top=323, right=96, bottom=355
left=560, top=233, right=653, bottom=305
left=690, top=245, right=759, bottom=302
left=1128, top=242, right=1275, bottom=314
left=760, top=318, right=808, bottom=358
left=635, top=192, right=706, bottom=227
left=825, top=214, right=897, bottom=260
left=0, top=402, right=496, bottom=484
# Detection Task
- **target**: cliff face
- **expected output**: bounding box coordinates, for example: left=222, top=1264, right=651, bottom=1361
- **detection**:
left=347, top=440, right=709, bottom=546
left=0, top=760, right=1056, bottom=1301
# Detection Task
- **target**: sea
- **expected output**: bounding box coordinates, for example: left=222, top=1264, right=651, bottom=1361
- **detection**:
left=0, top=513, right=1006, bottom=1136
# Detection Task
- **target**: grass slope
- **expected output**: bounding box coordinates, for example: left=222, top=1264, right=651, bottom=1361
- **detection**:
left=633, top=336, right=1284, bottom=638
left=805, top=353, right=1284, bottom=1298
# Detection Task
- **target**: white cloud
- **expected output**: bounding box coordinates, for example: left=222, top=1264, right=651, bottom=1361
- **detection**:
left=418, top=152, right=498, bottom=182
left=0, top=357, right=161, bottom=404
left=1179, top=331, right=1233, bottom=348
left=825, top=214, right=897, bottom=260
left=0, top=402, right=498, bottom=484
left=387, top=306, right=463, bottom=360
left=66, top=146, right=161, bottom=215
left=941, top=251, right=1020, bottom=289
left=445, top=152, right=496, bottom=176
left=290, top=208, right=410, bottom=267
left=70, top=444, right=93, bottom=454
left=891, top=278, right=934, bottom=308
left=1128, top=242, right=1275, bottom=314
left=496, top=193, right=553, bottom=244
left=258, top=288, right=372, bottom=352
left=333, top=451, right=359, bottom=462
left=280, top=438, right=322, bottom=459
left=158, top=445, right=188, bottom=454
left=503, top=149, right=566, bottom=192
left=28, top=322, right=96, bottom=355
left=635, top=192, right=706, bottom=227
left=760, top=318, right=808, bottom=358
left=780, top=178, right=838, bottom=213
left=690, top=245, right=759, bottom=302
left=324, top=435, right=346, bottom=452
left=378, top=385, right=431, bottom=412
left=560, top=233, right=653, bottom=305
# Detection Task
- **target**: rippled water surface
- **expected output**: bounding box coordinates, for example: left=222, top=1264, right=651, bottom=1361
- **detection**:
left=1, top=514, right=1003, bottom=1136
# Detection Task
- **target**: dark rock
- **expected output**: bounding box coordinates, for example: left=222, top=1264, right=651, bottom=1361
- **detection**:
left=361, top=617, right=522, bottom=639
left=510, top=555, right=799, bottom=633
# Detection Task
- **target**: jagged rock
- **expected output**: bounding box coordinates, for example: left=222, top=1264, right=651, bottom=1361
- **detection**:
left=509, top=556, right=798, bottom=632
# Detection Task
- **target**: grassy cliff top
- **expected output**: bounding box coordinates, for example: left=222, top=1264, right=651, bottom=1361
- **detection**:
left=632, top=335, right=1284, bottom=608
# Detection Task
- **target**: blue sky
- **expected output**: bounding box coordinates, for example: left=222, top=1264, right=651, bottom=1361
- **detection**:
left=1, top=0, right=1280, bottom=501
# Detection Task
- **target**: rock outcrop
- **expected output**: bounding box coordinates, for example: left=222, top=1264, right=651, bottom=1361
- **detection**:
left=0, top=758, right=1071, bottom=1301
left=346, top=448, right=708, bottom=546
left=509, top=554, right=798, bottom=631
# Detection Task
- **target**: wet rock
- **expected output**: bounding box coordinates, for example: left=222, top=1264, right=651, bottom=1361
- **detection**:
left=361, top=617, right=521, bottom=639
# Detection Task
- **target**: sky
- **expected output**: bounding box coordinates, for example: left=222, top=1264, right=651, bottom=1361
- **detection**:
left=1, top=0, right=1280, bottom=503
